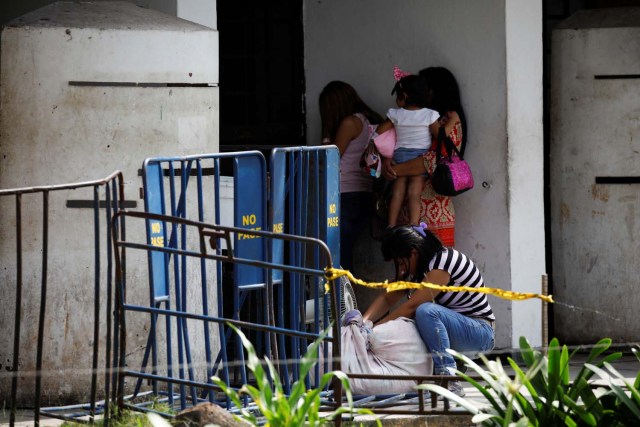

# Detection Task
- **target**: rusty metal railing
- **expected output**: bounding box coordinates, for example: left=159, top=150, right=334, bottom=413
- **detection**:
left=110, top=210, right=343, bottom=417
left=0, top=171, right=126, bottom=426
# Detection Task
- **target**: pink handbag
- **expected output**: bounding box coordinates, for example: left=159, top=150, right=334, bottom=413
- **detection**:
left=372, top=128, right=396, bottom=158
left=360, top=125, right=397, bottom=178
left=431, top=128, right=474, bottom=196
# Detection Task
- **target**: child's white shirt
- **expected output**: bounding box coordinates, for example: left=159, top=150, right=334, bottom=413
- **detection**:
left=387, top=107, right=440, bottom=150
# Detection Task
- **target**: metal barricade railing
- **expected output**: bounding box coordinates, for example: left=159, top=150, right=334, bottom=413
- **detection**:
left=0, top=171, right=126, bottom=426
left=111, top=210, right=342, bottom=414
left=111, top=211, right=470, bottom=422
left=269, top=146, right=341, bottom=390
left=139, top=151, right=272, bottom=405
left=138, top=148, right=342, bottom=399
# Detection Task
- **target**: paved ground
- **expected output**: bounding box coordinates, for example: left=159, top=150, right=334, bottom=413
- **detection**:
left=3, top=353, right=638, bottom=427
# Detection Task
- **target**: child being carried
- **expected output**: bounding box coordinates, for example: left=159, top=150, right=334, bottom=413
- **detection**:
left=376, top=72, right=439, bottom=227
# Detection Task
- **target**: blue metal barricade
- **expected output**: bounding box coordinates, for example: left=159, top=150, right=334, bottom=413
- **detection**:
left=112, top=211, right=342, bottom=414
left=1, top=147, right=475, bottom=425
left=140, top=151, right=269, bottom=407
left=269, top=146, right=341, bottom=388
left=133, top=147, right=342, bottom=406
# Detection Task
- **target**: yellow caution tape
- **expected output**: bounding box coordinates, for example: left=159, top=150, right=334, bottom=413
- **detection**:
left=324, top=267, right=554, bottom=303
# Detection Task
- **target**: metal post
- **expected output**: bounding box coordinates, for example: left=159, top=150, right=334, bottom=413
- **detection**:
left=541, top=274, right=549, bottom=354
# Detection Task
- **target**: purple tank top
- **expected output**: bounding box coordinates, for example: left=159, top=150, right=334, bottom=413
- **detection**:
left=340, top=113, right=373, bottom=193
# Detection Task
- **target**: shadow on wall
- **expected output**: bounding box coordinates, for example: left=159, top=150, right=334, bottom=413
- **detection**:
left=352, top=229, right=394, bottom=312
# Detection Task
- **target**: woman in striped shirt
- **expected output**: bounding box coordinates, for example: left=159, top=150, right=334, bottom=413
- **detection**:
left=363, top=224, right=495, bottom=378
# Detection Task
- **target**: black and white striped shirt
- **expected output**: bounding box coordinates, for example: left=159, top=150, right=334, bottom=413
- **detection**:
left=428, top=248, right=495, bottom=321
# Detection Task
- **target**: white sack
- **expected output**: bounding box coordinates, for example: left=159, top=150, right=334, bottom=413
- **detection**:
left=340, top=312, right=432, bottom=395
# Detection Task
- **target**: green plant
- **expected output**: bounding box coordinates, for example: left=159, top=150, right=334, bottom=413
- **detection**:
left=419, top=337, right=625, bottom=426
left=60, top=399, right=174, bottom=427
left=584, top=346, right=640, bottom=426
left=212, top=323, right=381, bottom=427
left=61, top=408, right=150, bottom=427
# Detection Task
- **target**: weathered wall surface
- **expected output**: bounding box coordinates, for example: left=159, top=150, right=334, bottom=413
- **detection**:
left=0, top=1, right=219, bottom=403
left=550, top=8, right=640, bottom=344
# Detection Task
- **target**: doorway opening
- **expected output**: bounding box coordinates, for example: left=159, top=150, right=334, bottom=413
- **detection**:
left=217, top=1, right=306, bottom=161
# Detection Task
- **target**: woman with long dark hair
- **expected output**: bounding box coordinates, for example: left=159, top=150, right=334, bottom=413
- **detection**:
left=382, top=67, right=467, bottom=247
left=363, top=224, right=495, bottom=396
left=319, top=81, right=383, bottom=271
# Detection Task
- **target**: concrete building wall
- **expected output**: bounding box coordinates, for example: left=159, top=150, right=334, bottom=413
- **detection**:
left=0, top=1, right=219, bottom=403
left=147, top=0, right=216, bottom=29
left=550, top=8, right=640, bottom=344
left=505, top=0, right=546, bottom=348
left=1, top=0, right=216, bottom=31
left=304, top=0, right=546, bottom=349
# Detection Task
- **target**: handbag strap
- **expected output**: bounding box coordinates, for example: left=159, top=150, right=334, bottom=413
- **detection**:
left=436, top=126, right=463, bottom=161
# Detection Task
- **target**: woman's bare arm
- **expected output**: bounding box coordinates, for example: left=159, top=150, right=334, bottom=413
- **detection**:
left=441, top=111, right=460, bottom=136
left=376, top=119, right=394, bottom=135
left=362, top=289, right=405, bottom=324
left=383, top=111, right=460, bottom=179
left=371, top=269, right=450, bottom=325
left=332, top=115, right=363, bottom=156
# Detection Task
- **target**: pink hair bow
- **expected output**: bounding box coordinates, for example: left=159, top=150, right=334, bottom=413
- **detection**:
left=393, top=65, right=412, bottom=81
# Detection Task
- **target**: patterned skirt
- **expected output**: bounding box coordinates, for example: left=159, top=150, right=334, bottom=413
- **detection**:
left=398, top=180, right=456, bottom=247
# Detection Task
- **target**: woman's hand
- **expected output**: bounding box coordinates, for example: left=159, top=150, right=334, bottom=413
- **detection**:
left=441, top=111, right=460, bottom=138
left=382, top=157, right=397, bottom=180
left=362, top=289, right=404, bottom=325
left=372, top=269, right=449, bottom=325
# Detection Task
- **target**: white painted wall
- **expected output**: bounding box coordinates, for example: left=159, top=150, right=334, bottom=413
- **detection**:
left=176, top=0, right=216, bottom=29
left=304, top=0, right=545, bottom=349
left=506, top=0, right=545, bottom=348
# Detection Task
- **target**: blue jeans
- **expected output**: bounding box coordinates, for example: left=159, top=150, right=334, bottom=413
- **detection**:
left=392, top=147, right=425, bottom=164
left=414, top=303, right=495, bottom=374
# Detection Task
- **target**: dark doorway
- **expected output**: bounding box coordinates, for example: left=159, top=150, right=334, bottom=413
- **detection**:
left=217, top=1, right=306, bottom=156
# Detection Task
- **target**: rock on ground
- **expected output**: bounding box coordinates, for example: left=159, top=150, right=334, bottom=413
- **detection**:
left=172, top=403, right=249, bottom=427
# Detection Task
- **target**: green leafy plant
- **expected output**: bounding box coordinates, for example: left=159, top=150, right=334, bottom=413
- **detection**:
left=212, top=323, right=380, bottom=427
left=419, top=337, right=625, bottom=426
left=61, top=400, right=174, bottom=427
left=584, top=346, right=640, bottom=426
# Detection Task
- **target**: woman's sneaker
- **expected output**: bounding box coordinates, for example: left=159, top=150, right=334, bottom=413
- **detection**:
left=436, top=369, right=466, bottom=398
left=448, top=381, right=465, bottom=397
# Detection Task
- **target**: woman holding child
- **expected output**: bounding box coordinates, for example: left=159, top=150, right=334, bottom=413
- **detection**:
left=329, top=68, right=492, bottom=398
left=382, top=67, right=467, bottom=247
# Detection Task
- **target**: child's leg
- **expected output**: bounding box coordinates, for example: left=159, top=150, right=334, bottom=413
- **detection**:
left=388, top=176, right=408, bottom=226
left=407, top=175, right=427, bottom=225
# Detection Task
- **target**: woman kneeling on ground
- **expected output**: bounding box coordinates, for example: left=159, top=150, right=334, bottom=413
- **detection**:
left=362, top=224, right=495, bottom=395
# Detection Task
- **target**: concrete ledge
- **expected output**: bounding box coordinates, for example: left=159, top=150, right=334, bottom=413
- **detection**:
left=347, top=414, right=475, bottom=427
